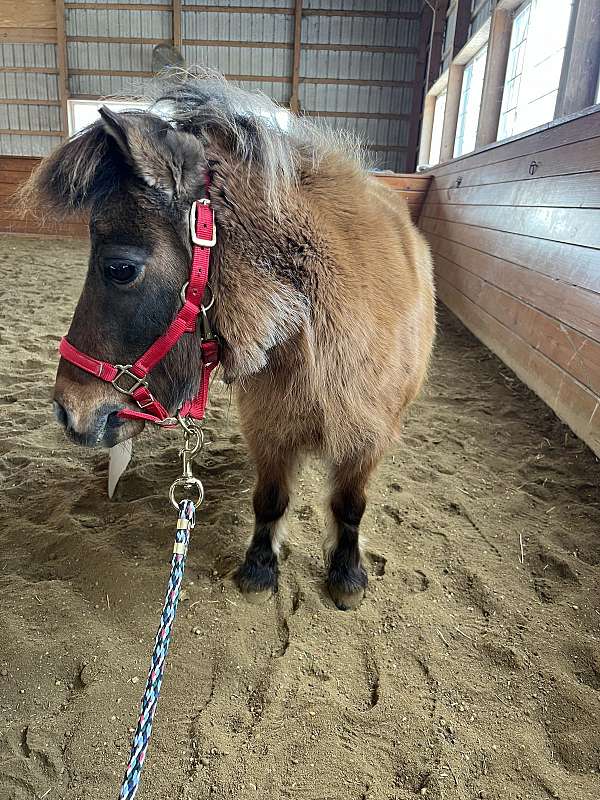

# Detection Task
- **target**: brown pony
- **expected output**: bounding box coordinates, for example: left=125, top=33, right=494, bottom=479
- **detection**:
left=23, top=76, right=435, bottom=610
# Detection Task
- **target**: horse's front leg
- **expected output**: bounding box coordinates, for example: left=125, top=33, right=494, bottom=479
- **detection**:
left=235, top=451, right=295, bottom=598
left=325, top=455, right=377, bottom=610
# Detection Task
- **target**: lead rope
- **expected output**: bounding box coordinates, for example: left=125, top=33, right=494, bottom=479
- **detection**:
left=119, top=420, right=204, bottom=799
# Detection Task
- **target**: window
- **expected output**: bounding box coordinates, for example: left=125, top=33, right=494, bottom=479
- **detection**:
left=454, top=45, right=488, bottom=157
left=68, top=99, right=148, bottom=136
left=429, top=92, right=447, bottom=166
left=498, top=0, right=573, bottom=140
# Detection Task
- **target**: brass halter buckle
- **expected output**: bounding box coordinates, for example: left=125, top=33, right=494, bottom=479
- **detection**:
left=111, top=365, right=149, bottom=396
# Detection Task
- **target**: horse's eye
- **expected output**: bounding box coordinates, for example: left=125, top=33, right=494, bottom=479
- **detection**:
left=104, top=262, right=139, bottom=284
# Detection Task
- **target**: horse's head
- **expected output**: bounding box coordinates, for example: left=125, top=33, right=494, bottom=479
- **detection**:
left=27, top=107, right=209, bottom=446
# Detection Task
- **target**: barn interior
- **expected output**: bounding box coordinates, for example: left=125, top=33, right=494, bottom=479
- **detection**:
left=1, top=2, right=600, bottom=799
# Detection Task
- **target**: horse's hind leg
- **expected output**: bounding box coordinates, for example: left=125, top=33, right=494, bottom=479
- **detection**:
left=234, top=448, right=296, bottom=599
left=325, top=454, right=377, bottom=610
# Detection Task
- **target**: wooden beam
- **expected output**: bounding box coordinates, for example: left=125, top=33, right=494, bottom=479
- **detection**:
left=475, top=7, right=512, bottom=147
left=0, top=67, right=59, bottom=74
left=555, top=0, right=600, bottom=118
left=55, top=0, right=70, bottom=142
left=418, top=94, right=437, bottom=166
left=453, top=0, right=471, bottom=58
left=0, top=129, right=65, bottom=136
left=181, top=5, right=419, bottom=17
left=172, top=0, right=182, bottom=50
left=304, top=110, right=410, bottom=120
left=439, top=62, right=464, bottom=161
left=407, top=3, right=433, bottom=171
left=65, top=2, right=170, bottom=9
left=290, top=0, right=303, bottom=114
left=426, top=1, right=449, bottom=90
left=0, top=99, right=61, bottom=106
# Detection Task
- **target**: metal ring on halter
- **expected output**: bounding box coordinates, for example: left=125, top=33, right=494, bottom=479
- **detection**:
left=169, top=477, right=204, bottom=510
left=180, top=283, right=215, bottom=312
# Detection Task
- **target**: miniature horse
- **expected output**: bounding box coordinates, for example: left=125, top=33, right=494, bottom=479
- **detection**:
left=23, top=77, right=435, bottom=610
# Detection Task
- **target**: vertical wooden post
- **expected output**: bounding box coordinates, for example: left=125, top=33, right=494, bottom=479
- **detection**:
left=55, top=0, right=69, bottom=140
left=439, top=62, right=463, bottom=161
left=475, top=7, right=512, bottom=147
left=407, top=3, right=433, bottom=171
left=290, top=0, right=303, bottom=113
left=418, top=94, right=436, bottom=166
left=173, top=0, right=182, bottom=51
left=426, top=0, right=449, bottom=91
left=453, top=0, right=471, bottom=58
left=555, top=0, right=600, bottom=118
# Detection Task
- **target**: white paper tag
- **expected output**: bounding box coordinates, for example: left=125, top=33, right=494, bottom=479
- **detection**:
left=108, top=440, right=133, bottom=498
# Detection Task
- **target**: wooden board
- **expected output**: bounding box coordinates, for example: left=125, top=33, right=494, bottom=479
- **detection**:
left=422, top=202, right=600, bottom=249
left=0, top=1, right=56, bottom=29
left=427, top=170, right=600, bottom=208
left=421, top=106, right=600, bottom=457
left=431, top=137, right=600, bottom=190
left=434, top=254, right=600, bottom=396
left=436, top=277, right=600, bottom=456
left=420, top=216, right=600, bottom=295
left=427, top=235, right=600, bottom=342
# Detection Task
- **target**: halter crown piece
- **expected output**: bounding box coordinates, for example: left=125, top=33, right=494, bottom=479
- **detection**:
left=58, top=186, right=219, bottom=427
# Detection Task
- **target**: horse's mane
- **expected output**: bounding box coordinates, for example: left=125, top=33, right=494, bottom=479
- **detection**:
left=20, top=70, right=368, bottom=218
left=149, top=69, right=368, bottom=207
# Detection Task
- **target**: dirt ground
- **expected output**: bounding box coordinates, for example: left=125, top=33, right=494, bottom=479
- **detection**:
left=1, top=235, right=600, bottom=800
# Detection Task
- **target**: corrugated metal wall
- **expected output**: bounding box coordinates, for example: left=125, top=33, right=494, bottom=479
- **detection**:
left=1, top=0, right=425, bottom=171
left=0, top=43, right=63, bottom=156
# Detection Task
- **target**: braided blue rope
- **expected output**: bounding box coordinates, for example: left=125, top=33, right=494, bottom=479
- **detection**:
left=119, top=499, right=195, bottom=800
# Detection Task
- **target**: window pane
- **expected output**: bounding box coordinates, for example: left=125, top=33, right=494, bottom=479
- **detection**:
left=454, top=45, right=487, bottom=157
left=498, top=0, right=573, bottom=141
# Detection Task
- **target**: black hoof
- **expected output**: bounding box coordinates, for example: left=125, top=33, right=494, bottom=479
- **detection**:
left=234, top=557, right=278, bottom=597
left=327, top=565, right=367, bottom=610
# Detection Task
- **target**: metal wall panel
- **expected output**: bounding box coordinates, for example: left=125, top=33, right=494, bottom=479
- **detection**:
left=299, top=49, right=416, bottom=82
left=182, top=0, right=293, bottom=7
left=71, top=0, right=167, bottom=4
left=0, top=74, right=59, bottom=102
left=0, top=39, right=60, bottom=155
left=0, top=43, right=57, bottom=69
left=301, top=83, right=413, bottom=114
left=0, top=105, right=61, bottom=132
left=304, top=0, right=420, bottom=11
left=183, top=11, right=294, bottom=42
left=182, top=44, right=293, bottom=82
left=67, top=41, right=155, bottom=73
left=65, top=9, right=172, bottom=39
left=302, top=15, right=420, bottom=48
left=69, top=75, right=154, bottom=98
left=1, top=2, right=420, bottom=168
left=0, top=134, right=62, bottom=156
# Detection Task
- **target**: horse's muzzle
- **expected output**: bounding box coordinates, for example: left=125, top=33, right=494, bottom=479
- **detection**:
left=53, top=397, right=131, bottom=448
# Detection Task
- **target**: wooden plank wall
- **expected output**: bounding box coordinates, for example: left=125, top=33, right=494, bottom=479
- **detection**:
left=1, top=156, right=87, bottom=237
left=0, top=156, right=431, bottom=236
left=420, top=108, right=600, bottom=456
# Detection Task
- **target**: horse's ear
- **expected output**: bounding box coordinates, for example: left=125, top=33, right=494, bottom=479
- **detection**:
left=17, top=121, right=119, bottom=218
left=98, top=106, right=204, bottom=200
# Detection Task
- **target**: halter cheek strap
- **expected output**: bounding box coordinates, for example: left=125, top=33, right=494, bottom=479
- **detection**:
left=58, top=194, right=219, bottom=427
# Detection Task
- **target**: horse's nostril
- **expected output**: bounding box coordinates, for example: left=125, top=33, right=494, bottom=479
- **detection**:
left=53, top=399, right=69, bottom=429
left=106, top=409, right=125, bottom=429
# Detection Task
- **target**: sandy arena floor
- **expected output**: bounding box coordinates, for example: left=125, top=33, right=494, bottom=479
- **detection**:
left=1, top=235, right=599, bottom=800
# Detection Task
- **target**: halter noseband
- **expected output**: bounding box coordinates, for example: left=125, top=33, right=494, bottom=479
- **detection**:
left=58, top=191, right=219, bottom=427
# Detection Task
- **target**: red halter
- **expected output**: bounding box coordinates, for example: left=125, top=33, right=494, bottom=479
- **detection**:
left=59, top=195, right=219, bottom=427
